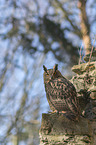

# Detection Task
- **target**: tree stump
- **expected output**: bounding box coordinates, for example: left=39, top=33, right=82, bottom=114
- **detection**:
left=39, top=113, right=96, bottom=145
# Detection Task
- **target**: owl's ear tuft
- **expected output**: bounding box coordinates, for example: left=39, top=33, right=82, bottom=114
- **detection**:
left=53, top=64, right=58, bottom=73
left=43, top=65, right=48, bottom=73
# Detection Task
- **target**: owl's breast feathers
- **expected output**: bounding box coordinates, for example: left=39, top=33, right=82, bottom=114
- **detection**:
left=45, top=77, right=79, bottom=115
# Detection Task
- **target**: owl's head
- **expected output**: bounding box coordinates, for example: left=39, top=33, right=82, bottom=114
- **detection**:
left=43, top=64, right=62, bottom=84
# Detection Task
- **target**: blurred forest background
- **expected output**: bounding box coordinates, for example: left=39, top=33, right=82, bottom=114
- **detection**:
left=0, top=0, right=96, bottom=144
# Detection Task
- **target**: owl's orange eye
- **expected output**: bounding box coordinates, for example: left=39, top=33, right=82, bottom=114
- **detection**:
left=46, top=72, right=49, bottom=75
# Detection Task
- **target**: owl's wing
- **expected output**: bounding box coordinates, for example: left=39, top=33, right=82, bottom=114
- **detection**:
left=46, top=77, right=79, bottom=114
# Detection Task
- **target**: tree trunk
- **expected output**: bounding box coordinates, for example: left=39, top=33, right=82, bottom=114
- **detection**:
left=78, top=0, right=91, bottom=55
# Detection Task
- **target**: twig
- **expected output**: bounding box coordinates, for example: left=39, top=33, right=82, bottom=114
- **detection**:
left=78, top=43, right=83, bottom=65
left=88, top=41, right=95, bottom=64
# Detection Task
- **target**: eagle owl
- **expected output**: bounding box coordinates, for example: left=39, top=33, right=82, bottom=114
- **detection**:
left=43, top=64, right=80, bottom=119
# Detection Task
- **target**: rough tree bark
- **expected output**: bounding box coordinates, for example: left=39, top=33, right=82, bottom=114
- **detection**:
left=39, top=113, right=96, bottom=145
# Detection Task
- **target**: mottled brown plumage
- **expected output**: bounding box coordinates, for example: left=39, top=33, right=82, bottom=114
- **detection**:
left=43, top=64, right=80, bottom=119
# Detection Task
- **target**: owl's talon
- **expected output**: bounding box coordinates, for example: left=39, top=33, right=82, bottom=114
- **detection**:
left=51, top=110, right=58, bottom=114
left=48, top=110, right=58, bottom=114
left=59, top=111, right=66, bottom=114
